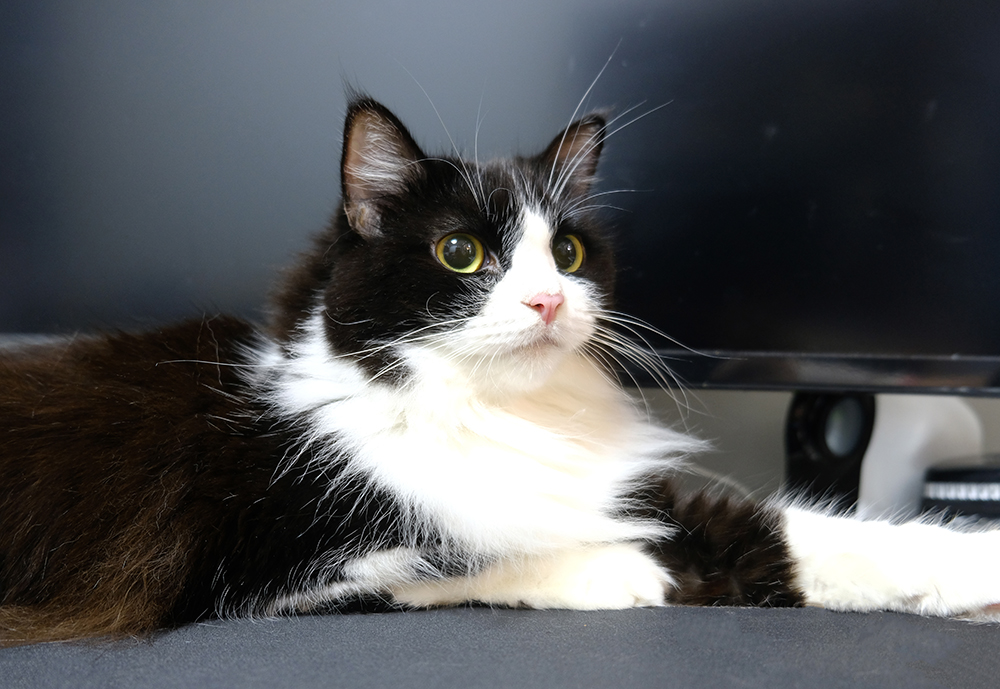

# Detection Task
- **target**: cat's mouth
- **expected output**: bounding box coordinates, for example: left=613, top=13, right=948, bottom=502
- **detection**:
left=506, top=330, right=566, bottom=357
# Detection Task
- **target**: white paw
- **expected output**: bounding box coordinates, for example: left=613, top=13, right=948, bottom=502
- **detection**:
left=392, top=543, right=671, bottom=610
left=528, top=543, right=671, bottom=609
left=785, top=507, right=1000, bottom=618
left=961, top=602, right=1000, bottom=623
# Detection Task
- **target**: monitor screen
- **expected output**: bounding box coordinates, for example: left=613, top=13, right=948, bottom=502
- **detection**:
left=591, top=1, right=1000, bottom=393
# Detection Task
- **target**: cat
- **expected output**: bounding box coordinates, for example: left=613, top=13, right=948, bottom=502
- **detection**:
left=2, top=95, right=1000, bottom=646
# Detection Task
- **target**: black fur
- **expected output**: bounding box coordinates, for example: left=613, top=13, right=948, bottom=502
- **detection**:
left=632, top=479, right=803, bottom=607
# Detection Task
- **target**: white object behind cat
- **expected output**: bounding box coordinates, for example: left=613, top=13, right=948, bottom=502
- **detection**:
left=857, top=395, right=984, bottom=520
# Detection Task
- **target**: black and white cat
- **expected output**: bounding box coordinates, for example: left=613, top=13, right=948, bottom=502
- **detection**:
left=1, top=96, right=999, bottom=645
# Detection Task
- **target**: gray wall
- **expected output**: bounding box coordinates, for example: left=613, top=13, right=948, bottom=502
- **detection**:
left=2, top=0, right=649, bottom=332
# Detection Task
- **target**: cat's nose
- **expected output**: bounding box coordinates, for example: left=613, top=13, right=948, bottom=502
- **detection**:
left=524, top=293, right=564, bottom=326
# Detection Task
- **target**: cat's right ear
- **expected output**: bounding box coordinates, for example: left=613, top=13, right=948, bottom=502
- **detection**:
left=341, top=98, right=425, bottom=239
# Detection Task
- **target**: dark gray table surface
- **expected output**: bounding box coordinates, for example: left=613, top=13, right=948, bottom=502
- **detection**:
left=2, top=606, right=996, bottom=689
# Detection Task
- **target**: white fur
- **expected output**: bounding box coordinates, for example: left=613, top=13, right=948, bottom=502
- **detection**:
left=783, top=506, right=1000, bottom=619
left=269, top=548, right=433, bottom=614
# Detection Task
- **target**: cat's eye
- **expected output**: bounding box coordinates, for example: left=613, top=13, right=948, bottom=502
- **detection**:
left=435, top=233, right=486, bottom=273
left=552, top=234, right=585, bottom=273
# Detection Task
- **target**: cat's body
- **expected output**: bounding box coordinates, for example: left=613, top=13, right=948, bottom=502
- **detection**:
left=2, top=97, right=999, bottom=645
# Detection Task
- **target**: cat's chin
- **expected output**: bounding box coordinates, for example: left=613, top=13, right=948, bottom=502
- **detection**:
left=472, top=320, right=602, bottom=395
left=508, top=332, right=562, bottom=356
left=471, top=340, right=580, bottom=397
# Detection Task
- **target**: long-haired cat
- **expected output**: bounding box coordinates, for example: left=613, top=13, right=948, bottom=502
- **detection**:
left=2, top=96, right=1000, bottom=646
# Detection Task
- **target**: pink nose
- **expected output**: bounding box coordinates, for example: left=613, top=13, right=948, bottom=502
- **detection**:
left=525, top=293, right=564, bottom=326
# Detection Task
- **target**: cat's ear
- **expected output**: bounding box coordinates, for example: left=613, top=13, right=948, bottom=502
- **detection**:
left=341, top=98, right=425, bottom=238
left=538, top=114, right=607, bottom=198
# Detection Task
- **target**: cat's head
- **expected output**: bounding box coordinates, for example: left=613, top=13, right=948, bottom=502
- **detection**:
left=273, top=96, right=618, bottom=396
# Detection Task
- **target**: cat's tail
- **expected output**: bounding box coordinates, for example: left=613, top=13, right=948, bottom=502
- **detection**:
left=0, top=598, right=167, bottom=647
left=0, top=530, right=194, bottom=646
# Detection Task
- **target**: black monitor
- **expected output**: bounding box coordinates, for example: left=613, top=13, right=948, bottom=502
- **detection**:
left=3, top=1, right=999, bottom=396
left=596, top=1, right=1000, bottom=395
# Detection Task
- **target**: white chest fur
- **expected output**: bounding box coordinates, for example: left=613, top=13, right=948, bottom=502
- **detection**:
left=260, top=320, right=692, bottom=559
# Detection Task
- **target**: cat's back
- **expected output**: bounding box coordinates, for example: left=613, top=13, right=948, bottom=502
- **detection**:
left=0, top=316, right=316, bottom=635
left=0, top=315, right=257, bottom=422
left=0, top=315, right=278, bottom=511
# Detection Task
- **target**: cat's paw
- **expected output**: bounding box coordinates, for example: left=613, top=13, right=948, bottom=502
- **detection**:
left=392, top=543, right=671, bottom=610
left=785, top=507, right=1000, bottom=619
left=523, top=543, right=671, bottom=609
left=961, top=601, right=1000, bottom=623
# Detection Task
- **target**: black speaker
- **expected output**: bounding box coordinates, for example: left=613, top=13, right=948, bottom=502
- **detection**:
left=785, top=392, right=876, bottom=507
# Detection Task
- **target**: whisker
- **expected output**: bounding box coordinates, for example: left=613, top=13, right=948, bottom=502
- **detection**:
left=474, top=87, right=489, bottom=211
left=599, top=310, right=724, bottom=359
left=583, top=341, right=656, bottom=414
left=155, top=359, right=265, bottom=369
left=398, top=63, right=484, bottom=210
left=563, top=203, right=630, bottom=218
left=549, top=103, right=650, bottom=201
left=419, top=156, right=483, bottom=209
left=563, top=188, right=645, bottom=215
left=550, top=100, right=674, bottom=203
left=589, top=330, right=680, bottom=394
left=548, top=40, right=622, bottom=191
left=589, top=312, right=714, bottom=421
left=586, top=343, right=681, bottom=420
left=602, top=100, right=675, bottom=142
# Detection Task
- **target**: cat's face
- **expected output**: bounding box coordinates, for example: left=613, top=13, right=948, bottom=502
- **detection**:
left=281, top=98, right=617, bottom=396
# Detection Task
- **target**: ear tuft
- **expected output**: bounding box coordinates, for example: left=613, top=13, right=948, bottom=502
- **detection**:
left=341, top=98, right=425, bottom=238
left=539, top=114, right=607, bottom=199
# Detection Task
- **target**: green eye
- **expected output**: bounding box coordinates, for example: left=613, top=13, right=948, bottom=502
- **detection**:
left=552, top=234, right=585, bottom=273
left=435, top=233, right=485, bottom=273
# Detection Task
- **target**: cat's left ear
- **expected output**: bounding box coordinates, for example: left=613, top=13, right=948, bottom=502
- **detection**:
left=538, top=114, right=607, bottom=198
left=341, top=98, right=425, bottom=238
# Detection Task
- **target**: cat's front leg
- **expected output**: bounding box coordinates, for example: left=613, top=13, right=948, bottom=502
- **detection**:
left=640, top=482, right=1000, bottom=618
left=391, top=542, right=671, bottom=610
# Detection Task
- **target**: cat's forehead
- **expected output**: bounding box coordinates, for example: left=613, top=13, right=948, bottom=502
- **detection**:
left=478, top=160, right=564, bottom=224
left=411, top=158, right=562, bottom=250
left=514, top=207, right=556, bottom=251
left=480, top=159, right=553, bottom=208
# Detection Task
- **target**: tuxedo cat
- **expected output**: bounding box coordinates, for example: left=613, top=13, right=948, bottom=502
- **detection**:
left=2, top=96, right=999, bottom=646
